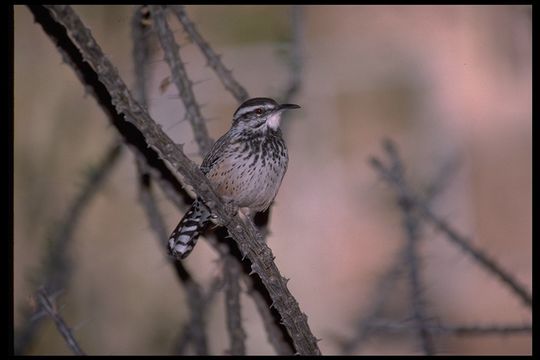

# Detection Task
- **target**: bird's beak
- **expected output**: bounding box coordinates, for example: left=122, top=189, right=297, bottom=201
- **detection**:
left=277, top=103, right=301, bottom=111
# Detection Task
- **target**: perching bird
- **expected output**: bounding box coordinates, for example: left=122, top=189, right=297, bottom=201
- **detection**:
left=168, top=97, right=300, bottom=259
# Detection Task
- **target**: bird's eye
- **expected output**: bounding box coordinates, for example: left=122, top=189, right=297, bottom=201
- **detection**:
left=255, top=108, right=263, bottom=115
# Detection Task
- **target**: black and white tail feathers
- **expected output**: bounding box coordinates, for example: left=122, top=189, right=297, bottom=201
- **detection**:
left=168, top=199, right=210, bottom=259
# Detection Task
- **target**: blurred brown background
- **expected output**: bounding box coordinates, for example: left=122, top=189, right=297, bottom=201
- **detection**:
left=14, top=5, right=531, bottom=355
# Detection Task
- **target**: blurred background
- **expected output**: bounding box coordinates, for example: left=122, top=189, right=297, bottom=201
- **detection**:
left=14, top=5, right=531, bottom=355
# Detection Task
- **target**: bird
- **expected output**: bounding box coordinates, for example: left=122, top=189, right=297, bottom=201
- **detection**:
left=168, top=97, right=301, bottom=259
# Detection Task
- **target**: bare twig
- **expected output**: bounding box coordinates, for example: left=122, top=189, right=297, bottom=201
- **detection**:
left=131, top=5, right=152, bottom=108
left=150, top=5, right=213, bottom=155
left=170, top=5, right=249, bottom=103
left=35, top=288, right=85, bottom=355
left=244, top=276, right=295, bottom=355
left=34, top=5, right=320, bottom=355
left=14, top=141, right=122, bottom=355
left=223, top=256, right=247, bottom=355
left=367, top=320, right=532, bottom=336
left=385, top=141, right=435, bottom=355
left=369, top=140, right=532, bottom=309
left=135, top=156, right=210, bottom=355
left=173, top=276, right=223, bottom=355
left=282, top=5, right=303, bottom=106
left=132, top=8, right=211, bottom=354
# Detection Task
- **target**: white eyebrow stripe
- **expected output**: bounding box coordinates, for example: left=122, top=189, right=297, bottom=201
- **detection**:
left=234, top=103, right=275, bottom=119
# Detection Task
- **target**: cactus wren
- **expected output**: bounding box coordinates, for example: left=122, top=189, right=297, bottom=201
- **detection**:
left=169, top=97, right=300, bottom=259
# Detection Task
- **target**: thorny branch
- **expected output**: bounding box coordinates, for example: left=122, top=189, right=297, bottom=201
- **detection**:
left=370, top=140, right=532, bottom=309
left=172, top=276, right=223, bottom=355
left=132, top=9, right=211, bottom=354
left=153, top=6, right=298, bottom=354
left=150, top=5, right=213, bottom=155
left=341, top=153, right=457, bottom=354
left=35, top=288, right=85, bottom=355
left=148, top=6, right=249, bottom=355
left=33, top=5, right=320, bottom=355
left=170, top=5, right=249, bottom=103
left=386, top=141, right=435, bottom=355
left=14, top=141, right=122, bottom=355
left=135, top=156, right=210, bottom=355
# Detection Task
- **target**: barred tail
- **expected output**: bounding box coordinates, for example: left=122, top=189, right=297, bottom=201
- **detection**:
left=168, top=199, right=209, bottom=259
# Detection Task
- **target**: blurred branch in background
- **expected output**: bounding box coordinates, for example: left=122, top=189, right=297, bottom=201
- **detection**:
left=170, top=5, right=249, bottom=103
left=14, top=141, right=122, bottom=355
left=366, top=320, right=532, bottom=337
left=34, top=288, right=86, bottom=356
left=335, top=139, right=532, bottom=354
left=281, top=5, right=303, bottom=120
left=223, top=255, right=247, bottom=355
left=338, top=143, right=456, bottom=354
left=29, top=4, right=319, bottom=355
left=370, top=140, right=532, bottom=309
left=385, top=140, right=435, bottom=355
left=135, top=155, right=210, bottom=355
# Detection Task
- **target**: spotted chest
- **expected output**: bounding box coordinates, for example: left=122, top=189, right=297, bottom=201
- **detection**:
left=204, top=133, right=288, bottom=212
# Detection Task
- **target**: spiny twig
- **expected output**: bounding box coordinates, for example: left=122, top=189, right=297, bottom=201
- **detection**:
left=149, top=8, right=246, bottom=354
left=34, top=5, right=320, bottom=355
left=154, top=6, right=299, bottom=355
left=172, top=276, right=223, bottom=355
left=131, top=5, right=152, bottom=108
left=224, top=255, right=247, bottom=355
left=150, top=5, right=213, bottom=156
left=131, top=9, right=210, bottom=354
left=281, top=5, right=303, bottom=106
left=369, top=140, right=532, bottom=309
left=35, top=288, right=85, bottom=355
left=170, top=5, right=249, bottom=103
left=135, top=156, right=209, bottom=355
left=341, top=148, right=457, bottom=354
left=14, top=141, right=122, bottom=355
left=385, top=140, right=435, bottom=355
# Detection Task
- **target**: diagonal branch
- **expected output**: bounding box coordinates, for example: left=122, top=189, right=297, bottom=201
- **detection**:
left=170, top=5, right=249, bottom=103
left=33, top=5, right=320, bottom=355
